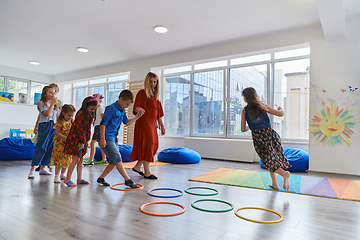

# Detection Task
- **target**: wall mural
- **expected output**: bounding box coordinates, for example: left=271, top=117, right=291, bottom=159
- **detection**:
left=309, top=84, right=359, bottom=147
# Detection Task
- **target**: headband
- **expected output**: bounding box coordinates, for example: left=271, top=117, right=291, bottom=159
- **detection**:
left=88, top=98, right=98, bottom=103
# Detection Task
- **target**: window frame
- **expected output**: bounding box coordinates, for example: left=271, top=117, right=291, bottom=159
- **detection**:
left=154, top=44, right=310, bottom=141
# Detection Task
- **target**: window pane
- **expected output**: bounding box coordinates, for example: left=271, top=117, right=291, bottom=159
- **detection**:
left=230, top=54, right=271, bottom=65
left=108, top=75, right=128, bottom=82
left=193, top=70, right=224, bottom=135
left=164, top=66, right=191, bottom=74
left=90, top=78, right=107, bottom=85
left=31, top=82, right=47, bottom=105
left=73, top=81, right=88, bottom=87
left=274, top=58, right=310, bottom=139
left=229, top=65, right=267, bottom=136
left=0, top=76, right=4, bottom=91
left=89, top=86, right=105, bottom=107
left=107, top=82, right=125, bottom=105
left=274, top=47, right=310, bottom=59
left=8, top=79, right=28, bottom=104
left=163, top=74, right=190, bottom=135
left=194, top=60, right=227, bottom=71
left=73, top=87, right=88, bottom=111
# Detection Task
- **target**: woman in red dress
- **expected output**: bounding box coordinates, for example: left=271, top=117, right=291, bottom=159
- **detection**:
left=130, top=72, right=165, bottom=179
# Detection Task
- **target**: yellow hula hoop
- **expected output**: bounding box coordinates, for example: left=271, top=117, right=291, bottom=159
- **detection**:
left=234, top=207, right=284, bottom=224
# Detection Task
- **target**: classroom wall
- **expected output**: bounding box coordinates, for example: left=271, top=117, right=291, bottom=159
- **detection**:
left=0, top=66, right=54, bottom=139
left=2, top=15, right=360, bottom=175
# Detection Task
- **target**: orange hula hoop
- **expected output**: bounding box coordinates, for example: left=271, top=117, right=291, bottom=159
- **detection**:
left=140, top=202, right=186, bottom=217
left=110, top=183, right=144, bottom=191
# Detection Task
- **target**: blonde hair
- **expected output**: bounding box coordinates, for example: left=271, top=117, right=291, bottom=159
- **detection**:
left=143, top=72, right=159, bottom=99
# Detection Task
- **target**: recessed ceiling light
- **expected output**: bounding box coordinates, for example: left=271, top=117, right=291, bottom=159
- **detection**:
left=154, top=26, right=168, bottom=33
left=77, top=47, right=89, bottom=53
left=29, top=61, right=39, bottom=65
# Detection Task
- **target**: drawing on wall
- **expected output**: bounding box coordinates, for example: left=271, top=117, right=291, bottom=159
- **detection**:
left=349, top=86, right=358, bottom=92
left=0, top=92, right=14, bottom=102
left=309, top=101, right=359, bottom=147
left=19, top=93, right=27, bottom=103
left=34, top=93, right=41, bottom=105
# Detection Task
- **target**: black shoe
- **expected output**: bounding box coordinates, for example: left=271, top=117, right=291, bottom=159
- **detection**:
left=132, top=167, right=144, bottom=176
left=35, top=166, right=40, bottom=171
left=144, top=174, right=157, bottom=179
left=125, top=179, right=140, bottom=188
left=97, top=177, right=110, bottom=186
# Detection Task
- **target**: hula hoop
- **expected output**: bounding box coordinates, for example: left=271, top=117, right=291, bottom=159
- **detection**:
left=185, top=187, right=218, bottom=196
left=147, top=188, right=183, bottom=198
left=110, top=183, right=144, bottom=191
left=140, top=202, right=186, bottom=217
left=191, top=199, right=234, bottom=213
left=234, top=207, right=284, bottom=224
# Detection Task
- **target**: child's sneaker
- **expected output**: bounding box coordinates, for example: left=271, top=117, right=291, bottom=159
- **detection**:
left=94, top=160, right=106, bottom=164
left=125, top=179, right=140, bottom=189
left=97, top=177, right=110, bottom=186
left=39, top=168, right=52, bottom=175
left=83, top=160, right=93, bottom=165
left=28, top=170, right=35, bottom=179
left=65, top=180, right=76, bottom=187
left=54, top=176, right=61, bottom=183
left=77, top=179, right=90, bottom=185
left=60, top=174, right=66, bottom=180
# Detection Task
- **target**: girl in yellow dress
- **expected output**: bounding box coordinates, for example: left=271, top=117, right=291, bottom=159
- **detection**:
left=50, top=104, right=76, bottom=183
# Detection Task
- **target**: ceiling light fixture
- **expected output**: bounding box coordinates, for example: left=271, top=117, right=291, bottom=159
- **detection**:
left=154, top=26, right=168, bottom=33
left=77, top=47, right=89, bottom=53
left=29, top=61, right=39, bottom=65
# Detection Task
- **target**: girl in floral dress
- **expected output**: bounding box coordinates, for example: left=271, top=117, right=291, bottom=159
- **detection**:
left=63, top=96, right=98, bottom=187
left=51, top=104, right=76, bottom=183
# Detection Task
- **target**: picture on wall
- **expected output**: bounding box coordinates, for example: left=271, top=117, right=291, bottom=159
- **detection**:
left=19, top=93, right=27, bottom=103
left=34, top=93, right=41, bottom=105
left=0, top=92, right=14, bottom=102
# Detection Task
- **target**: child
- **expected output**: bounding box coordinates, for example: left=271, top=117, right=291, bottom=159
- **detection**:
left=241, top=87, right=291, bottom=191
left=50, top=104, right=76, bottom=183
left=63, top=96, right=98, bottom=187
left=28, top=85, right=60, bottom=179
left=33, top=83, right=63, bottom=171
left=97, top=90, right=142, bottom=188
left=83, top=93, right=106, bottom=165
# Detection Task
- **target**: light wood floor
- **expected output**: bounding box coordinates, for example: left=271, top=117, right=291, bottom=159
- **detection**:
left=0, top=159, right=360, bottom=240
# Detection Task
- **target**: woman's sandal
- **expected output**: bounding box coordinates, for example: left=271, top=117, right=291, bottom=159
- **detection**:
left=132, top=167, right=144, bottom=176
left=144, top=174, right=157, bottom=179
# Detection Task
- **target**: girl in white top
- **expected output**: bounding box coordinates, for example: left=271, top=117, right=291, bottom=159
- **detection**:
left=84, top=93, right=107, bottom=165
left=28, top=85, right=60, bottom=179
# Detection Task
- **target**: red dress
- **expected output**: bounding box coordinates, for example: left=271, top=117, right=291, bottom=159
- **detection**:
left=130, top=89, right=164, bottom=162
left=64, top=111, right=92, bottom=157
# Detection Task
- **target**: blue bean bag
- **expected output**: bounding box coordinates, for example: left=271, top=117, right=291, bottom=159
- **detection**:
left=260, top=148, right=309, bottom=172
left=158, top=147, right=201, bottom=164
left=0, top=137, right=35, bottom=160
left=94, top=144, right=133, bottom=162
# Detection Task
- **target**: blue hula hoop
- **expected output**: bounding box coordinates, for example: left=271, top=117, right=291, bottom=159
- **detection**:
left=147, top=188, right=183, bottom=198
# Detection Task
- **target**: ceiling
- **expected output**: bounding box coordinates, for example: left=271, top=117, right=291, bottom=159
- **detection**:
left=0, top=0, right=359, bottom=76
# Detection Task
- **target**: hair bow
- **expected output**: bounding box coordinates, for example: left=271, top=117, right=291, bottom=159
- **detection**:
left=94, top=94, right=104, bottom=100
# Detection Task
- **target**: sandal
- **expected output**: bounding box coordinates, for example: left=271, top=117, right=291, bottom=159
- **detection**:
left=97, top=177, right=110, bottom=186
left=144, top=174, right=158, bottom=179
left=132, top=167, right=144, bottom=176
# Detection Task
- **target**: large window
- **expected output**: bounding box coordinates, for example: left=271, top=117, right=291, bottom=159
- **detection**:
left=72, top=73, right=129, bottom=110
left=0, top=76, right=46, bottom=105
left=156, top=45, right=310, bottom=140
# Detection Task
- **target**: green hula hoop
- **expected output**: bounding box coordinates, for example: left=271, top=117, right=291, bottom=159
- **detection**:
left=185, top=187, right=219, bottom=196
left=191, top=199, right=234, bottom=213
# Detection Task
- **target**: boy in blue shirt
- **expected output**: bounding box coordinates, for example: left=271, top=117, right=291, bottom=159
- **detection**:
left=97, top=90, right=143, bottom=188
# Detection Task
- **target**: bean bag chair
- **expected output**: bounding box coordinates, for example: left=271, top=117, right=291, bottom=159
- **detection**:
left=94, top=144, right=133, bottom=162
left=0, top=137, right=35, bottom=160
left=158, top=147, right=201, bottom=164
left=260, top=148, right=309, bottom=172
